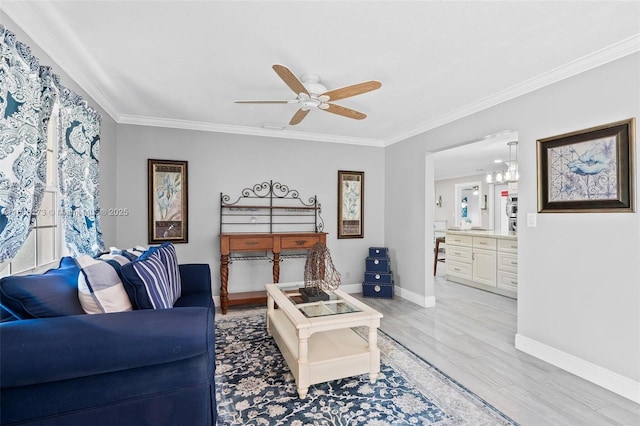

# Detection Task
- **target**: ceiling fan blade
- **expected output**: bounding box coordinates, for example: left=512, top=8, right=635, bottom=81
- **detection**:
left=273, top=64, right=309, bottom=96
left=289, top=108, right=310, bottom=125
left=234, top=100, right=293, bottom=104
left=321, top=81, right=381, bottom=102
left=323, top=103, right=367, bottom=120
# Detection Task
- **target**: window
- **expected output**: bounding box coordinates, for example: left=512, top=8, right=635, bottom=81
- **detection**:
left=3, top=105, right=66, bottom=276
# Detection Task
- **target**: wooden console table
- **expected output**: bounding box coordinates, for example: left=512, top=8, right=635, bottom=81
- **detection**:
left=219, top=232, right=327, bottom=314
left=219, top=180, right=326, bottom=314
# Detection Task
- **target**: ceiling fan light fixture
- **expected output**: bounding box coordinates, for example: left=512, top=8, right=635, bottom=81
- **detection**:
left=236, top=64, right=381, bottom=125
left=300, top=73, right=328, bottom=95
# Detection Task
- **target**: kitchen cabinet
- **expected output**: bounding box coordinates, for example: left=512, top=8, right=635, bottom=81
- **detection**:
left=496, top=238, right=518, bottom=293
left=445, top=231, right=516, bottom=298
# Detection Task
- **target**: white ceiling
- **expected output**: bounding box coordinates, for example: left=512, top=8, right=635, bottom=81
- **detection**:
left=2, top=1, right=639, bottom=177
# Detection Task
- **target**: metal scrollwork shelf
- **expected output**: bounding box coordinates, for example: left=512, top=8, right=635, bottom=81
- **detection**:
left=220, top=180, right=324, bottom=234
left=219, top=180, right=327, bottom=314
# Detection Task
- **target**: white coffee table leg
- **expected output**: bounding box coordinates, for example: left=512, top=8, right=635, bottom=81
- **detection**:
left=266, top=294, right=274, bottom=336
left=369, top=325, right=380, bottom=383
left=297, top=336, right=309, bottom=398
left=297, top=386, right=309, bottom=399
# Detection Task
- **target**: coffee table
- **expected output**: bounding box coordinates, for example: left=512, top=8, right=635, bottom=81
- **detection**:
left=265, top=283, right=383, bottom=399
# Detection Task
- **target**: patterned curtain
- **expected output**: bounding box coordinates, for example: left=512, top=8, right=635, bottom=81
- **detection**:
left=56, top=78, right=104, bottom=256
left=0, top=26, right=55, bottom=264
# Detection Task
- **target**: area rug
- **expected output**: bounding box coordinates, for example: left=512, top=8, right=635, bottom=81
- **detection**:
left=215, top=308, right=518, bottom=425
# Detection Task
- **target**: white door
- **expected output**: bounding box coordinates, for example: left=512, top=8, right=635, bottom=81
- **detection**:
left=473, top=248, right=497, bottom=286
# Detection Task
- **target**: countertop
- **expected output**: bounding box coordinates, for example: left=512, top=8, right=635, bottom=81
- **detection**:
left=445, top=229, right=517, bottom=240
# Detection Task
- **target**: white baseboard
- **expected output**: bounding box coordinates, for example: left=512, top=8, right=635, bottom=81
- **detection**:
left=515, top=333, right=640, bottom=404
left=394, top=286, right=435, bottom=307
left=340, top=282, right=362, bottom=294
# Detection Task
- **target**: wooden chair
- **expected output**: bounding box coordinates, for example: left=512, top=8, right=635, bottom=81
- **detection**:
left=433, top=236, right=445, bottom=275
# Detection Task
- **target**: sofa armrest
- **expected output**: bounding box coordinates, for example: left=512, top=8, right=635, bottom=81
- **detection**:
left=0, top=307, right=214, bottom=388
left=179, top=263, right=213, bottom=297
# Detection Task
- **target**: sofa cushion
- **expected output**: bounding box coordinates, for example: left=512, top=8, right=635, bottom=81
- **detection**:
left=120, top=243, right=181, bottom=310
left=0, top=257, right=84, bottom=319
left=75, top=254, right=133, bottom=314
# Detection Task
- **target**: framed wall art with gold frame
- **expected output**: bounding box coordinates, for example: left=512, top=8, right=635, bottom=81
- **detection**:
left=148, top=159, right=189, bottom=243
left=337, top=170, right=364, bottom=238
left=537, top=118, right=635, bottom=213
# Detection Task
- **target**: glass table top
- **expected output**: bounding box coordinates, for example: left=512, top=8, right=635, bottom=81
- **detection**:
left=280, top=286, right=361, bottom=318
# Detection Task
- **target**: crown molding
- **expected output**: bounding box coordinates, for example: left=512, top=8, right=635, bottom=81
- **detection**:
left=118, top=114, right=385, bottom=146
left=4, top=1, right=637, bottom=147
left=1, top=1, right=122, bottom=121
left=385, top=34, right=640, bottom=146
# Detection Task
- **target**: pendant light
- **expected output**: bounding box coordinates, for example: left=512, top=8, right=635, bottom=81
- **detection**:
left=486, top=141, right=518, bottom=184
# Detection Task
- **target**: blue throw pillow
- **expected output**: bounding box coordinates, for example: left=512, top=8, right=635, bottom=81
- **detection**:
left=120, top=250, right=157, bottom=310
left=120, top=243, right=182, bottom=310
left=156, top=242, right=182, bottom=304
left=0, top=257, right=85, bottom=319
left=121, top=249, right=170, bottom=309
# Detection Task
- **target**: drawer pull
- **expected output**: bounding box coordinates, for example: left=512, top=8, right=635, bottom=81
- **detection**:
left=479, top=242, right=487, bottom=245
left=454, top=268, right=461, bottom=272
left=510, top=280, right=517, bottom=285
left=374, top=259, right=379, bottom=265
left=295, top=239, right=307, bottom=246
left=375, top=274, right=381, bottom=280
left=246, top=241, right=259, bottom=246
left=510, top=261, right=518, bottom=265
left=374, top=285, right=381, bottom=292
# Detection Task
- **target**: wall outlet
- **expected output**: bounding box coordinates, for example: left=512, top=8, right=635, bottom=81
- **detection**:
left=527, top=213, right=537, bottom=227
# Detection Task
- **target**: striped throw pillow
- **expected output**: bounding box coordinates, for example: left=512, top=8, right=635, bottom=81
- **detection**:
left=156, top=243, right=182, bottom=304
left=130, top=249, right=173, bottom=309
left=120, top=243, right=182, bottom=310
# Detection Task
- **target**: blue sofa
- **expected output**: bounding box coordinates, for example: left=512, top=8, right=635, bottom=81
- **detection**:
left=0, top=259, right=217, bottom=426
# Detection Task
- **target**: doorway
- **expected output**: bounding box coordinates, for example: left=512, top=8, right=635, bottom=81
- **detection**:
left=454, top=181, right=482, bottom=228
left=426, top=129, right=520, bottom=301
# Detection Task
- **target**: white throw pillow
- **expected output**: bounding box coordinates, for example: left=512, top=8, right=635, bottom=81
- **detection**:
left=75, top=254, right=133, bottom=314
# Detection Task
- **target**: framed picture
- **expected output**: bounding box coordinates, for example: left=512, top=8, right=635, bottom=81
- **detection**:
left=148, top=159, right=189, bottom=244
left=337, top=170, right=364, bottom=239
left=537, top=118, right=635, bottom=213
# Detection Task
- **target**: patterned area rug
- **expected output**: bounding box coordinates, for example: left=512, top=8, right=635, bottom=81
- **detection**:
left=215, top=309, right=518, bottom=425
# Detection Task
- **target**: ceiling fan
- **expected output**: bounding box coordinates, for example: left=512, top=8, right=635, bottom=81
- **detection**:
left=235, top=64, right=381, bottom=125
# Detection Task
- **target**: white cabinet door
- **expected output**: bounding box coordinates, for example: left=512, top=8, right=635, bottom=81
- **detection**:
left=473, top=248, right=497, bottom=286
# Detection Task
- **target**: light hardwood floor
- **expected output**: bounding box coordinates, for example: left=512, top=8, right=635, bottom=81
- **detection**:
left=356, top=272, right=640, bottom=426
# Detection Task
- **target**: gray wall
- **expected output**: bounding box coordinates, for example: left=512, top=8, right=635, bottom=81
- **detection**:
left=386, top=54, right=640, bottom=393
left=115, top=126, right=385, bottom=295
